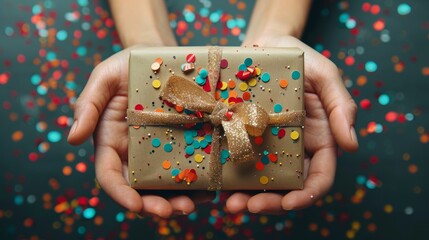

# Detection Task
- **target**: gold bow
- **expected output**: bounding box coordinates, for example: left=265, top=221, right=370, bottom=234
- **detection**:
left=127, top=47, right=305, bottom=190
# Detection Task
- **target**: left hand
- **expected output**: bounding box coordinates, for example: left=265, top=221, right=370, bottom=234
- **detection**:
left=225, top=35, right=359, bottom=214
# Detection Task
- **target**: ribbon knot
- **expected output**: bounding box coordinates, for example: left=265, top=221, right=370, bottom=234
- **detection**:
left=127, top=47, right=305, bottom=190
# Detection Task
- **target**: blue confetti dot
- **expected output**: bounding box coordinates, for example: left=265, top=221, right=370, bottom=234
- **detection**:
left=164, top=143, right=173, bottom=152
left=171, top=168, right=180, bottom=176
left=273, top=104, right=283, bottom=113
left=185, top=146, right=195, bottom=155
left=292, top=71, right=301, bottom=80
left=261, top=72, right=270, bottom=82
left=244, top=58, right=253, bottom=67
left=116, top=212, right=125, bottom=222
left=378, top=94, right=390, bottom=105
left=56, top=30, right=68, bottom=41
left=397, top=3, right=411, bottom=15
left=151, top=138, right=161, bottom=148
left=47, top=131, right=61, bottom=143
left=365, top=61, right=378, bottom=72
left=83, top=208, right=96, bottom=219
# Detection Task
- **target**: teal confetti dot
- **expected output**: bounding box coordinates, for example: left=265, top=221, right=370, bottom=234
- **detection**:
left=164, top=143, right=173, bottom=152
left=171, top=168, right=180, bottom=176
left=196, top=75, right=206, bottom=85
left=345, top=19, right=356, bottom=29
left=220, top=90, right=229, bottom=99
left=188, top=212, right=198, bottom=221
left=366, top=180, right=376, bottom=189
left=56, top=30, right=67, bottom=41
left=199, top=8, right=209, bottom=17
left=32, top=4, right=42, bottom=14
left=4, top=26, right=14, bottom=36
left=76, top=46, right=87, bottom=57
left=238, top=63, right=247, bottom=71
left=46, top=51, right=57, bottom=61
left=199, top=68, right=208, bottom=78
left=209, top=11, right=222, bottom=23
left=405, top=113, right=414, bottom=121
left=77, top=226, right=86, bottom=235
left=193, top=140, right=201, bottom=149
left=397, top=3, right=411, bottom=15
left=221, top=149, right=230, bottom=159
left=261, top=155, right=269, bottom=165
left=14, top=195, right=24, bottom=205
left=184, top=10, right=196, bottom=22
left=263, top=150, right=269, bottom=155
left=200, top=140, right=208, bottom=148
left=220, top=158, right=227, bottom=164
left=244, top=58, right=253, bottom=67
left=339, top=13, right=350, bottom=23
left=37, top=85, right=48, bottom=95
left=47, top=131, right=61, bottom=143
left=292, top=71, right=301, bottom=80
left=236, top=18, right=246, bottom=28
left=365, top=61, right=378, bottom=72
left=77, top=0, right=88, bottom=6
left=204, top=135, right=212, bottom=143
left=185, top=135, right=194, bottom=145
left=185, top=146, right=195, bottom=155
left=116, top=212, right=125, bottom=222
left=356, top=175, right=366, bottom=185
left=151, top=138, right=161, bottom=148
left=273, top=103, right=283, bottom=113
left=261, top=72, right=270, bottom=82
left=226, top=19, right=236, bottom=29
left=271, top=127, right=279, bottom=136
left=378, top=94, right=390, bottom=105
left=31, top=74, right=41, bottom=85
left=83, top=208, right=96, bottom=219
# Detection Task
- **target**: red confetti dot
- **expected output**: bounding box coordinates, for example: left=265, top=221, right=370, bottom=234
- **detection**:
left=385, top=111, right=398, bottom=122
left=186, top=53, right=196, bottom=63
left=134, top=104, right=144, bottom=110
left=254, top=136, right=264, bottom=145
left=29, top=152, right=38, bottom=162
left=370, top=4, right=380, bottom=15
left=345, top=56, right=355, bottom=66
left=255, top=161, right=264, bottom=171
left=360, top=99, right=371, bottom=110
left=220, top=59, right=228, bottom=69
left=373, top=19, right=385, bottom=31
left=278, top=129, right=286, bottom=139
left=362, top=2, right=371, bottom=12
left=268, top=153, right=278, bottom=163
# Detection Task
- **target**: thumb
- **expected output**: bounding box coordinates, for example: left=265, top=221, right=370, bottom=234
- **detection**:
left=67, top=57, right=126, bottom=145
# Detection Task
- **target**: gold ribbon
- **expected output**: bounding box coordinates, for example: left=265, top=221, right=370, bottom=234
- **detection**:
left=127, top=47, right=305, bottom=190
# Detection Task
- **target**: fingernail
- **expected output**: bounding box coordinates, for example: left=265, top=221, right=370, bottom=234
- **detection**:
left=68, top=120, right=78, bottom=138
left=173, top=210, right=189, bottom=216
left=350, top=126, right=358, bottom=145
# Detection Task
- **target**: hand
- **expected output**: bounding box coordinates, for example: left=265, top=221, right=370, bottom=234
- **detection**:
left=226, top=35, right=359, bottom=214
left=67, top=45, right=214, bottom=218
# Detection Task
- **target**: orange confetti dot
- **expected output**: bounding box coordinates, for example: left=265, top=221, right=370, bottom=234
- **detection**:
left=422, top=67, right=429, bottom=76
left=12, top=130, right=23, bottom=142
left=65, top=152, right=75, bottom=162
left=155, top=108, right=164, bottom=112
left=229, top=90, right=237, bottom=98
left=228, top=80, right=236, bottom=89
left=420, top=133, right=429, bottom=143
left=175, top=105, right=184, bottom=113
left=373, top=19, right=385, bottom=31
left=408, top=164, right=418, bottom=174
left=63, top=166, right=72, bottom=176
left=76, top=162, right=87, bottom=173
left=357, top=75, right=367, bottom=86
left=162, top=160, right=171, bottom=170
left=367, top=223, right=377, bottom=232
left=279, top=79, right=288, bottom=88
left=242, top=91, right=251, bottom=101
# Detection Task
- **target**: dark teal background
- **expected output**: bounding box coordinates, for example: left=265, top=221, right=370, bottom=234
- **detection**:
left=1, top=0, right=428, bottom=239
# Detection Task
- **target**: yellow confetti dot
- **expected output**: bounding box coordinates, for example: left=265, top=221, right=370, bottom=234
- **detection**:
left=220, top=81, right=228, bottom=90
left=259, top=176, right=269, bottom=185
left=152, top=79, right=161, bottom=89
left=248, top=78, right=257, bottom=87
left=290, top=131, right=300, bottom=140
left=255, top=67, right=262, bottom=76
left=194, top=154, right=204, bottom=163
left=239, top=82, right=248, bottom=91
left=384, top=204, right=393, bottom=213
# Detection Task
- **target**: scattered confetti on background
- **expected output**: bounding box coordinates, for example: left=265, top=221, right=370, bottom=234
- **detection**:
left=1, top=0, right=428, bottom=239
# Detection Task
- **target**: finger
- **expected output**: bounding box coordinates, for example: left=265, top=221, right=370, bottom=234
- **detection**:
left=247, top=192, right=286, bottom=214
left=68, top=55, right=127, bottom=145
left=95, top=145, right=144, bottom=213
left=295, top=40, right=358, bottom=152
left=282, top=147, right=336, bottom=210
left=225, top=192, right=251, bottom=214
left=141, top=195, right=173, bottom=218
left=168, top=196, right=195, bottom=215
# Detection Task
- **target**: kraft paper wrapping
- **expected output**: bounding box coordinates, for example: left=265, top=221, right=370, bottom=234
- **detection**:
left=127, top=46, right=305, bottom=190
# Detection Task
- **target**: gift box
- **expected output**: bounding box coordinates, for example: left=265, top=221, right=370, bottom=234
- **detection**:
left=127, top=46, right=305, bottom=190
